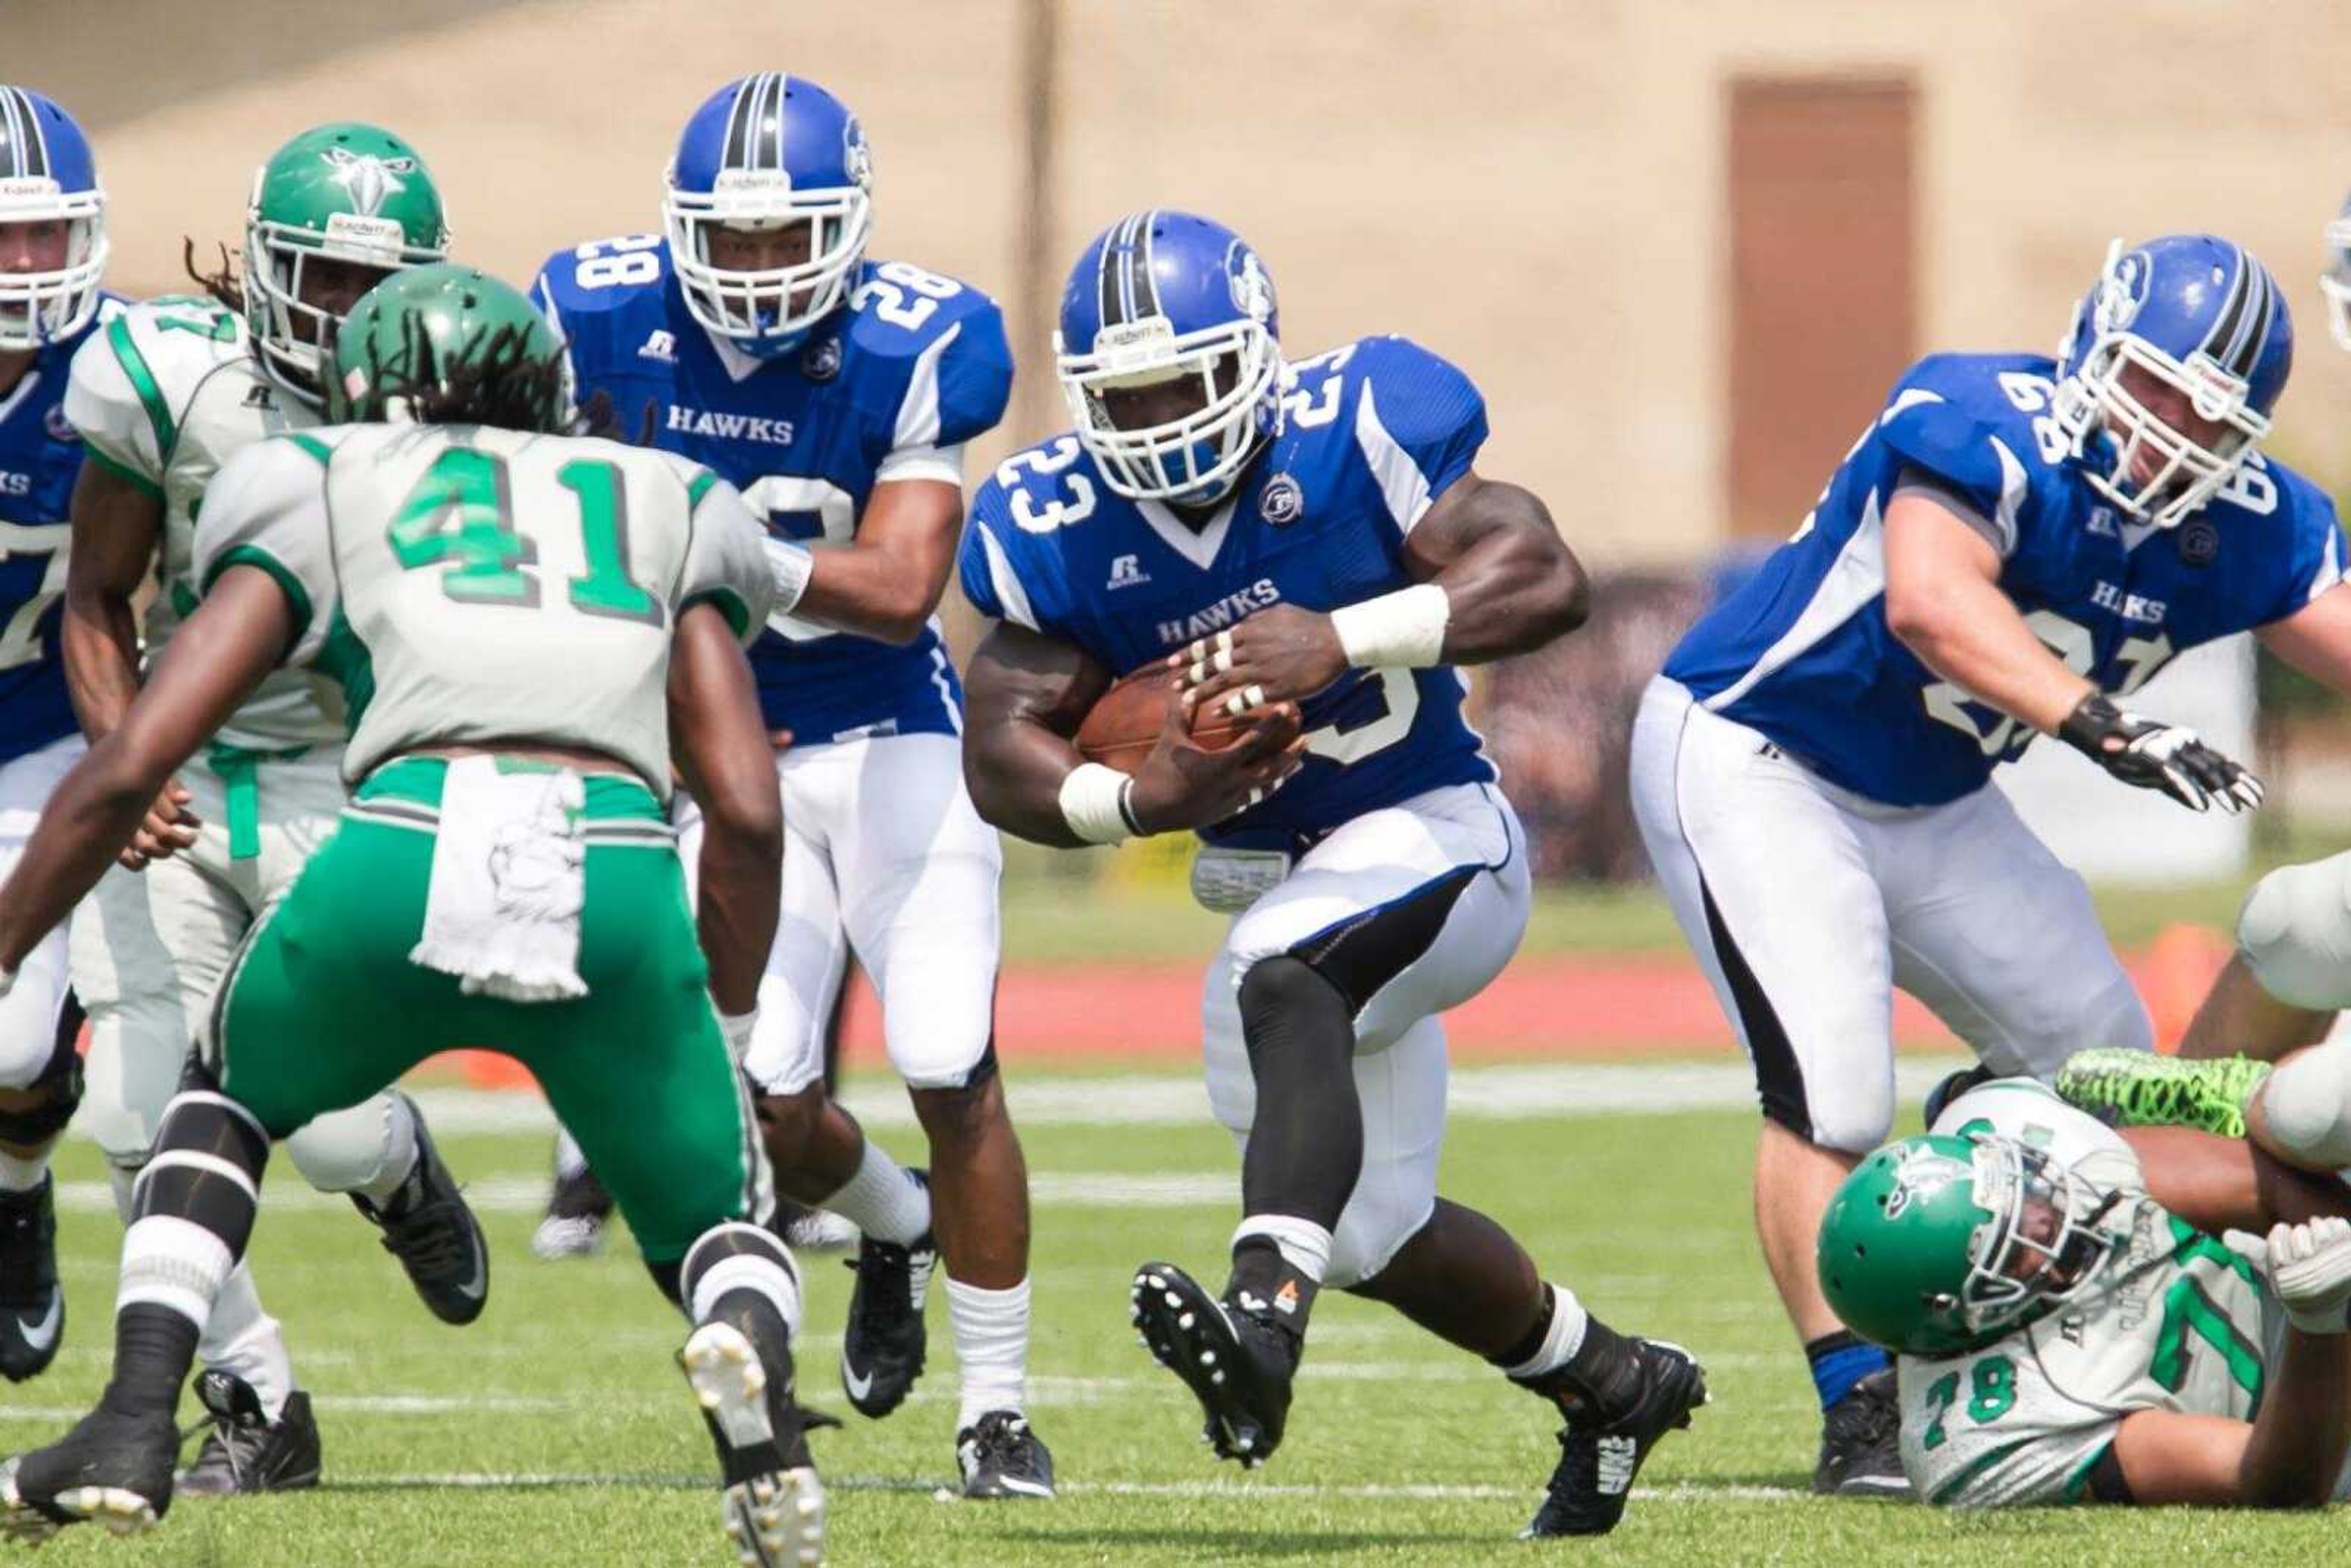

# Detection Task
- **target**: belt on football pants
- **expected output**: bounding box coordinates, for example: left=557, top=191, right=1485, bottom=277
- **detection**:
left=204, top=742, right=312, bottom=861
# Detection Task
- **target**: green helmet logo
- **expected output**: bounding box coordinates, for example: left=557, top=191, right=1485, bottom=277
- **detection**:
left=244, top=122, right=451, bottom=404
left=1818, top=1133, right=2128, bottom=1357
left=328, top=263, right=570, bottom=434
left=320, top=146, right=418, bottom=219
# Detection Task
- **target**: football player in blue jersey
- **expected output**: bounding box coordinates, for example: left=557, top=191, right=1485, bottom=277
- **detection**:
left=533, top=73, right=1052, bottom=1498
left=0, top=86, right=110, bottom=1386
left=958, top=209, right=1706, bottom=1538
left=1631, top=233, right=2351, bottom=1497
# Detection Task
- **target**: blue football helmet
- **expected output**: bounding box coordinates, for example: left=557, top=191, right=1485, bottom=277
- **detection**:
left=2052, top=234, right=2291, bottom=530
left=1056, top=209, right=1283, bottom=505
left=2320, top=195, right=2351, bottom=353
left=0, top=86, right=107, bottom=351
left=662, top=73, right=872, bottom=356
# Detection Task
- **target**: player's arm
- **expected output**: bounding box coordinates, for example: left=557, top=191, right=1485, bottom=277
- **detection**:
left=669, top=606, right=783, bottom=1017
left=61, top=458, right=200, bottom=861
left=2255, top=579, right=2351, bottom=692
left=2106, top=1217, right=2351, bottom=1507
left=1883, top=491, right=2090, bottom=730
left=963, top=618, right=1303, bottom=847
left=1176, top=471, right=1588, bottom=711
left=1884, top=489, right=2259, bottom=812
left=0, top=567, right=287, bottom=973
left=789, top=476, right=961, bottom=647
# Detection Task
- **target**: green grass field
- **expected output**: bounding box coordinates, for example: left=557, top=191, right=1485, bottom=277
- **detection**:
left=10, top=1072, right=2342, bottom=1567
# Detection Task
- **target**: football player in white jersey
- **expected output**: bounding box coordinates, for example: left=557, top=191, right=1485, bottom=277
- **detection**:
left=1819, top=1078, right=2351, bottom=1507
left=54, top=123, right=486, bottom=1491
left=0, top=264, right=827, bottom=1562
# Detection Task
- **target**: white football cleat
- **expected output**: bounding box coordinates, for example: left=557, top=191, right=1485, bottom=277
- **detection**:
left=683, top=1319, right=825, bottom=1567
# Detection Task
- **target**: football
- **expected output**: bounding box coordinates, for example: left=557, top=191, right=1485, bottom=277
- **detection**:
left=1074, top=666, right=1248, bottom=773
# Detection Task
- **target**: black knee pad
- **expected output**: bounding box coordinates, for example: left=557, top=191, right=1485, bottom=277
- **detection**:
left=647, top=1257, right=685, bottom=1308
left=1238, top=956, right=1351, bottom=1071
left=0, top=994, right=86, bottom=1146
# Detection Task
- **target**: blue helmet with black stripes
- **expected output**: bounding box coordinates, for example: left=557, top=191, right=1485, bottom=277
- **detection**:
left=662, top=73, right=872, bottom=357
left=2053, top=233, right=2292, bottom=530
left=0, top=86, right=106, bottom=351
left=1055, top=209, right=1283, bottom=506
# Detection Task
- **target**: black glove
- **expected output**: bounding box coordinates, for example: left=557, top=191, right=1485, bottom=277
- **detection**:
left=2058, top=692, right=2263, bottom=814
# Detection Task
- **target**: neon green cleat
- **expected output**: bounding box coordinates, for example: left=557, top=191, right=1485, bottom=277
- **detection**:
left=2055, top=1049, right=2273, bottom=1140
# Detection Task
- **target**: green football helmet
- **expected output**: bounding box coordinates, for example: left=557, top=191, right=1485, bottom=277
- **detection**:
left=328, top=264, right=569, bottom=433
left=244, top=122, right=451, bottom=401
left=1817, top=1133, right=2129, bottom=1356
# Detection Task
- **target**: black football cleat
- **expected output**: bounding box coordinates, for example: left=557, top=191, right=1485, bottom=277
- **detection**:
left=838, top=1172, right=934, bottom=1419
left=1130, top=1261, right=1298, bottom=1469
left=682, top=1311, right=828, bottom=1567
left=176, top=1371, right=321, bottom=1498
left=956, top=1409, right=1056, bottom=1499
left=0, top=1401, right=179, bottom=1542
left=1524, top=1338, right=1707, bottom=1538
left=0, top=1175, right=64, bottom=1382
left=1812, top=1366, right=1911, bottom=1499
left=1921, top=1065, right=1997, bottom=1130
left=352, top=1093, right=490, bottom=1326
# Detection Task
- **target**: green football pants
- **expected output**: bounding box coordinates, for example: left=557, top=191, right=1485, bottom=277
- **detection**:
left=203, top=756, right=767, bottom=1263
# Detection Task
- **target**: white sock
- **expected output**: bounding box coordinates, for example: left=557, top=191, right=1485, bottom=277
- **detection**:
left=946, top=1274, right=1030, bottom=1430
left=301, top=1093, right=420, bottom=1206
left=196, top=1261, right=298, bottom=1422
left=1504, top=1284, right=1591, bottom=1382
left=1232, top=1214, right=1333, bottom=1283
left=691, top=1253, right=804, bottom=1340
left=822, top=1140, right=931, bottom=1247
left=554, top=1124, right=590, bottom=1183
left=0, top=1145, right=50, bottom=1192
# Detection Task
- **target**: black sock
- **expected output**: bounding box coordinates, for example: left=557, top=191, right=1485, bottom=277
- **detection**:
left=1490, top=1283, right=1559, bottom=1372
left=99, top=1304, right=200, bottom=1420
left=1226, top=1238, right=1318, bottom=1343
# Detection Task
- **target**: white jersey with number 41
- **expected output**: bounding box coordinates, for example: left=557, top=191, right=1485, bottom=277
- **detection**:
left=188, top=422, right=775, bottom=798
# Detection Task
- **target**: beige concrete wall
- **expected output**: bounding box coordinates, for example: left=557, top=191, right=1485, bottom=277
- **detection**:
left=17, top=0, right=2351, bottom=565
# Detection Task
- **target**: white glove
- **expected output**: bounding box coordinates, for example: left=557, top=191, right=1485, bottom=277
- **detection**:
left=2268, top=1216, right=2351, bottom=1334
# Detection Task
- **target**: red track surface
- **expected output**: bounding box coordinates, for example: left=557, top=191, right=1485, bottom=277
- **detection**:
left=438, top=923, right=2233, bottom=1088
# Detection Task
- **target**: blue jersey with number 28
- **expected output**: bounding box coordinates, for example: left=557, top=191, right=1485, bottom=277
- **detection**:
left=1, top=298, right=116, bottom=765
left=960, top=334, right=1496, bottom=850
left=534, top=237, right=1013, bottom=745
left=1663, top=351, right=2347, bottom=807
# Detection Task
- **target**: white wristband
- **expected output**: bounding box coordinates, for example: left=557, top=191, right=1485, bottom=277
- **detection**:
left=765, top=538, right=814, bottom=617
left=1330, top=583, right=1450, bottom=669
left=1059, top=762, right=1138, bottom=846
left=719, top=1009, right=757, bottom=1057
left=0, top=962, right=14, bottom=1000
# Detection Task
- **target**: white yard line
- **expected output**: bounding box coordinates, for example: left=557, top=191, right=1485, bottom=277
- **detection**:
left=55, top=1058, right=1972, bottom=1142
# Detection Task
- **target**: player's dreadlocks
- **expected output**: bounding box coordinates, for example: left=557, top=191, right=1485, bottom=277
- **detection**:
left=183, top=238, right=245, bottom=316
left=354, top=307, right=574, bottom=433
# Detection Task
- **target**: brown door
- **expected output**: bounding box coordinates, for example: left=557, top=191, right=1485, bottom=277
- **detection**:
left=1726, top=76, right=1917, bottom=539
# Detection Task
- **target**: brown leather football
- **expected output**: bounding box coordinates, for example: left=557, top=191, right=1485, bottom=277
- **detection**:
left=1074, top=666, right=1246, bottom=775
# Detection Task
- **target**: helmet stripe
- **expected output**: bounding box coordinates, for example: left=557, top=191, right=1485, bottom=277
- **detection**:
left=19, top=89, right=47, bottom=179
left=2200, top=246, right=2254, bottom=375
left=722, top=75, right=759, bottom=171
left=1101, top=211, right=1142, bottom=328
left=0, top=88, right=24, bottom=181
left=2234, top=264, right=2275, bottom=381
left=757, top=72, right=785, bottom=171
left=1131, top=208, right=1161, bottom=322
